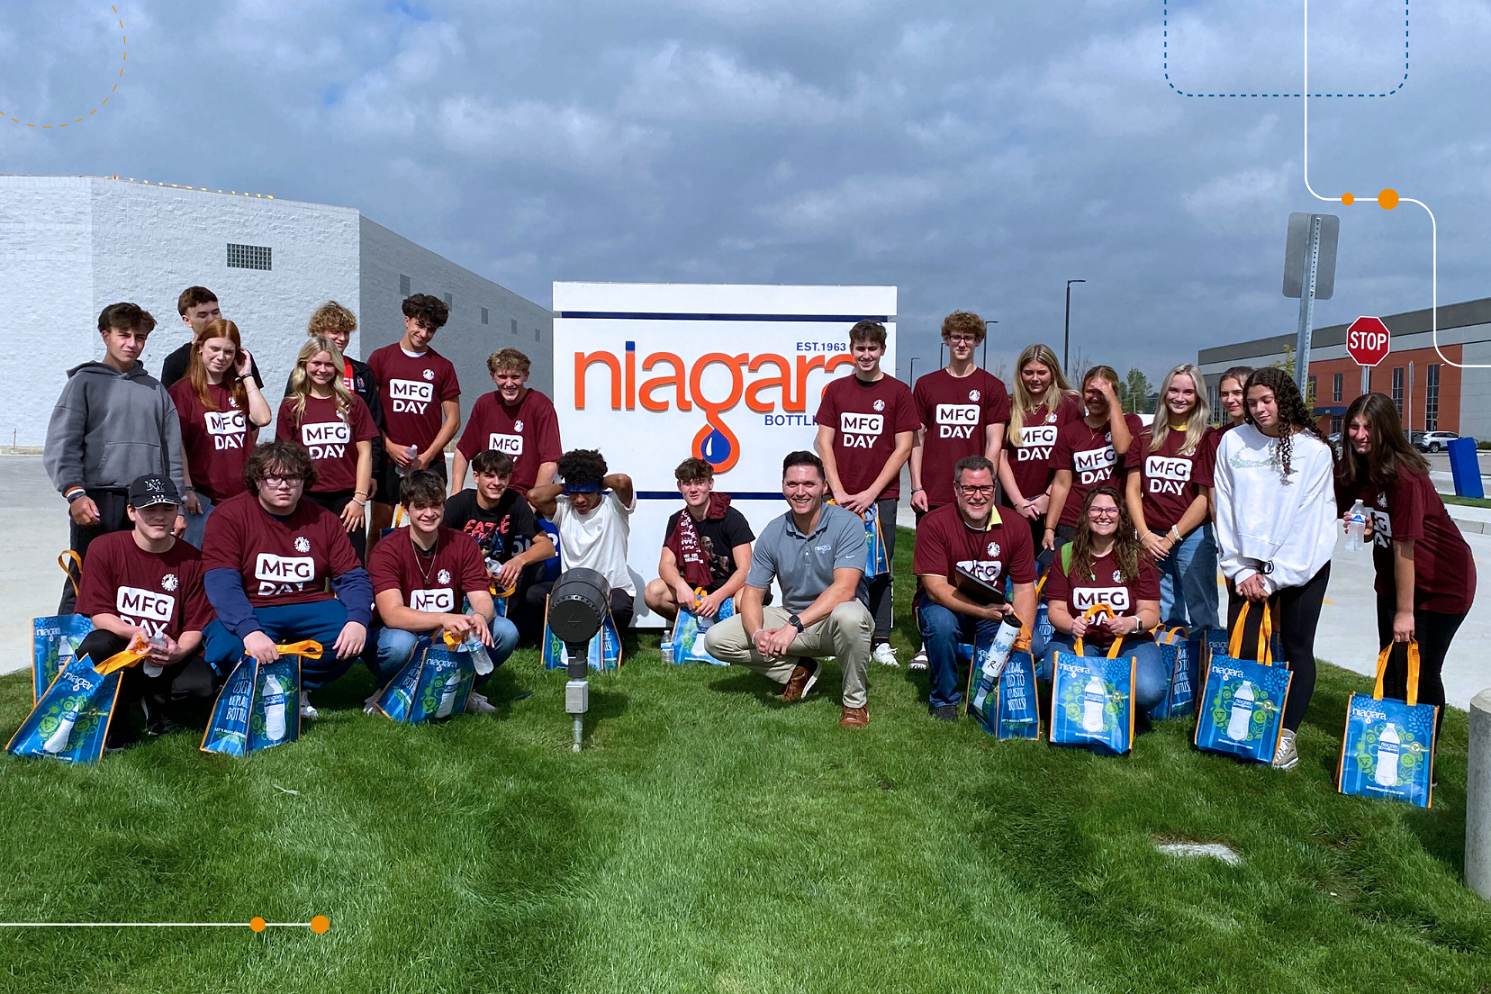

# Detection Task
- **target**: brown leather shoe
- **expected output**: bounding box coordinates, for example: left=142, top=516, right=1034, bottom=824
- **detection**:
left=781, top=659, right=820, bottom=702
left=839, top=705, right=869, bottom=728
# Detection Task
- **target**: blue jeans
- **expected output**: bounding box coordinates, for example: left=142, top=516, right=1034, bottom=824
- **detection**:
left=365, top=616, right=520, bottom=687
left=202, top=600, right=357, bottom=690
left=1040, top=633, right=1169, bottom=715
left=1158, top=524, right=1220, bottom=631
left=183, top=492, right=215, bottom=549
left=917, top=601, right=1000, bottom=710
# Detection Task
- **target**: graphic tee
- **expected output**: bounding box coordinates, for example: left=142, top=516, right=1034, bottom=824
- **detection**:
left=443, top=488, right=545, bottom=566
left=1130, top=425, right=1217, bottom=534
left=1002, top=395, right=1085, bottom=508
left=168, top=379, right=254, bottom=502
left=367, top=526, right=490, bottom=615
left=1051, top=413, right=1145, bottom=528
left=1044, top=549, right=1161, bottom=646
left=813, top=373, right=918, bottom=500
left=912, top=368, right=1011, bottom=510
left=366, top=344, right=461, bottom=450
left=201, top=492, right=361, bottom=611
left=1337, top=469, right=1477, bottom=615
left=553, top=490, right=636, bottom=595
left=75, top=531, right=213, bottom=640
left=455, top=389, right=563, bottom=494
left=275, top=395, right=379, bottom=494
left=662, top=506, right=756, bottom=592
left=912, top=503, right=1037, bottom=591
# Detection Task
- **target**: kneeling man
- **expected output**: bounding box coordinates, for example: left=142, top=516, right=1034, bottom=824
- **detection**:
left=704, top=451, right=873, bottom=728
left=643, top=456, right=754, bottom=622
left=913, top=456, right=1038, bottom=722
left=366, top=470, right=516, bottom=713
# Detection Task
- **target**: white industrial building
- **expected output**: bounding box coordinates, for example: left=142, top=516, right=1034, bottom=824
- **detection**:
left=0, top=174, right=552, bottom=446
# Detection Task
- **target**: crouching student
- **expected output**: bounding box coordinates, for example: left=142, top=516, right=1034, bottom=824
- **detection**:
left=365, top=471, right=516, bottom=714
left=528, top=449, right=637, bottom=631
left=913, top=456, right=1038, bottom=722
left=74, top=474, right=217, bottom=745
left=200, top=442, right=373, bottom=720
left=643, top=457, right=755, bottom=622
left=1040, top=486, right=1167, bottom=718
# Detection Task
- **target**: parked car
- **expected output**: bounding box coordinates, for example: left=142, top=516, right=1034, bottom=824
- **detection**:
left=1327, top=431, right=1343, bottom=457
left=1414, top=430, right=1459, bottom=453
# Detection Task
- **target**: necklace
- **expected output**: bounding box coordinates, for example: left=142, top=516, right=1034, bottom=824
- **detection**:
left=412, top=532, right=439, bottom=586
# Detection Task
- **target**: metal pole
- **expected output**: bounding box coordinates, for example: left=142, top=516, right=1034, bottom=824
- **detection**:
left=1361, top=364, right=1370, bottom=396
left=1294, top=216, right=1321, bottom=398
left=908, top=356, right=918, bottom=386
left=1407, top=360, right=1414, bottom=437
left=1064, top=281, right=1085, bottom=376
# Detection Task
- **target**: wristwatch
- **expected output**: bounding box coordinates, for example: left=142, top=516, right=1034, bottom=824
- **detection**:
left=788, top=614, right=805, bottom=633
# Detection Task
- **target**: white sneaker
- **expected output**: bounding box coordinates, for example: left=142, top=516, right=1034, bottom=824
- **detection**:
left=465, top=692, right=496, bottom=714
left=872, top=643, right=899, bottom=667
left=299, top=691, right=319, bottom=722
left=909, top=646, right=929, bottom=671
left=1272, top=728, right=1299, bottom=770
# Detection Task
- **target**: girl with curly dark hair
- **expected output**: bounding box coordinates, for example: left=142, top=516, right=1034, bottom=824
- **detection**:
left=1213, top=367, right=1335, bottom=770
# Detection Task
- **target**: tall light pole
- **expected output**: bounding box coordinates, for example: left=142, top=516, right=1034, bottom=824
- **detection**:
left=908, top=356, right=919, bottom=386
left=1064, top=280, right=1086, bottom=375
left=983, top=318, right=997, bottom=370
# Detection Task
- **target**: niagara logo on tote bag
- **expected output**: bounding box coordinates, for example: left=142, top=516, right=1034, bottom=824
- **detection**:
left=201, top=642, right=319, bottom=757
left=1337, top=641, right=1437, bottom=808
left=376, top=639, right=476, bottom=724
left=669, top=590, right=736, bottom=665
left=1048, top=607, right=1137, bottom=754
left=32, top=614, right=94, bottom=705
left=1194, top=604, right=1291, bottom=764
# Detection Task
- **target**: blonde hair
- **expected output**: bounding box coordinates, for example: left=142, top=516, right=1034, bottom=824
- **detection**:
left=288, top=336, right=356, bottom=423
left=1150, top=364, right=1211, bottom=456
left=1009, top=344, right=1079, bottom=444
left=307, top=301, right=356, bottom=338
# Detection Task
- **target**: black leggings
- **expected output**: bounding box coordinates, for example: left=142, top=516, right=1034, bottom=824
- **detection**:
left=60, top=488, right=133, bottom=614
left=1227, top=562, right=1330, bottom=732
left=1376, top=597, right=1466, bottom=738
left=869, top=498, right=897, bottom=644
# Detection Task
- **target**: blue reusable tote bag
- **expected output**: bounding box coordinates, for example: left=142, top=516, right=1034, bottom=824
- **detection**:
left=1338, top=641, right=1437, bottom=808
left=32, top=614, right=94, bottom=705
left=963, top=626, right=1041, bottom=741
left=7, top=650, right=125, bottom=764
left=669, top=594, right=736, bottom=665
left=1049, top=608, right=1137, bottom=754
left=1194, top=603, right=1291, bottom=764
left=1150, top=627, right=1198, bottom=720
left=377, top=638, right=476, bottom=723
left=200, top=641, right=316, bottom=757
left=862, top=504, right=890, bottom=578
left=542, top=597, right=623, bottom=671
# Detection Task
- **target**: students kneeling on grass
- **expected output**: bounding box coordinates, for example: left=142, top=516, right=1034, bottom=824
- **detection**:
left=200, top=441, right=373, bottom=720
left=364, top=470, right=516, bottom=715
left=643, top=457, right=755, bottom=622
left=913, top=456, right=1038, bottom=722
left=703, top=451, right=873, bottom=728
left=1040, top=486, right=1168, bottom=720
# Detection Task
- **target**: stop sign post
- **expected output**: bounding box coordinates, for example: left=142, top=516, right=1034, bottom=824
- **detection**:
left=1347, top=316, right=1391, bottom=367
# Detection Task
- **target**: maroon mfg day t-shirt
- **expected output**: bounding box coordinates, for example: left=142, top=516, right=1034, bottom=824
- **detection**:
left=814, top=373, right=918, bottom=501
left=1338, top=468, right=1478, bottom=615
left=169, top=380, right=254, bottom=503
left=366, top=344, right=461, bottom=450
left=76, top=531, right=213, bottom=640
left=367, top=525, right=490, bottom=615
left=912, top=503, right=1037, bottom=591
left=1001, top=395, right=1085, bottom=508
left=202, top=492, right=361, bottom=611
left=275, top=395, right=379, bottom=494
left=1051, top=413, right=1145, bottom=528
left=455, top=389, right=563, bottom=494
left=912, top=368, right=1011, bottom=510
left=1130, top=425, right=1217, bottom=534
left=1044, top=549, right=1162, bottom=647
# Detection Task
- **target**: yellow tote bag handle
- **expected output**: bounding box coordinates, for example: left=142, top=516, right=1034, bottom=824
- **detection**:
left=1017, top=573, right=1049, bottom=647
left=93, top=634, right=152, bottom=675
left=1073, top=604, right=1118, bottom=657
left=1160, top=625, right=1188, bottom=644
left=1372, top=640, right=1421, bottom=707
left=58, top=550, right=83, bottom=600
left=1227, top=601, right=1273, bottom=667
left=275, top=640, right=324, bottom=660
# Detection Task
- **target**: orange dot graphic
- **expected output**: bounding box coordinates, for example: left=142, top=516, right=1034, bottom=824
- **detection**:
left=310, top=915, right=330, bottom=934
left=1341, top=192, right=1354, bottom=205
left=1379, top=188, right=1399, bottom=210
left=250, top=917, right=266, bottom=932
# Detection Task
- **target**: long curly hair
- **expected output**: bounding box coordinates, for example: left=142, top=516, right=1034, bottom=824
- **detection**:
left=1243, top=367, right=1322, bottom=483
left=1334, top=391, right=1429, bottom=492
left=1067, top=485, right=1142, bottom=585
left=1009, top=343, right=1080, bottom=445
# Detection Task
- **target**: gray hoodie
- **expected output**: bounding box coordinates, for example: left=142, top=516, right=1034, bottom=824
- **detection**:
left=43, top=361, right=184, bottom=494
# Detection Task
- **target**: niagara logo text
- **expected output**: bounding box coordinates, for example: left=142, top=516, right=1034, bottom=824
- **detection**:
left=935, top=404, right=979, bottom=439
left=388, top=379, right=434, bottom=414
left=1146, top=456, right=1192, bottom=495
left=255, top=554, right=315, bottom=597
left=302, top=421, right=351, bottom=460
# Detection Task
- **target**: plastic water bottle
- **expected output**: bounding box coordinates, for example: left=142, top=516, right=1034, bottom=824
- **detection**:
left=661, top=641, right=674, bottom=664
left=971, top=616, right=1023, bottom=712
left=1375, top=722, right=1401, bottom=786
left=1226, top=680, right=1255, bottom=741
left=43, top=704, right=79, bottom=754
left=1082, top=674, right=1106, bottom=733
left=1346, top=500, right=1367, bottom=552
left=436, top=671, right=462, bottom=718
left=463, top=633, right=494, bottom=676
left=262, top=676, right=286, bottom=742
left=144, top=634, right=167, bottom=678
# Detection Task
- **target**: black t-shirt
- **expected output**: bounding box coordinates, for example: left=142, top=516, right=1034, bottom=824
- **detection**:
left=664, top=506, right=756, bottom=592
left=443, top=488, right=544, bottom=565
left=161, top=342, right=264, bottom=390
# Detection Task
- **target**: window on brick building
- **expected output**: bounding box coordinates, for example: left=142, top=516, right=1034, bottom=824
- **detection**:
left=1392, top=367, right=1404, bottom=414
left=226, top=243, right=271, bottom=271
left=1332, top=372, right=1342, bottom=403
left=400, top=274, right=411, bottom=297
left=1426, top=364, right=1440, bottom=432
left=481, top=307, right=489, bottom=325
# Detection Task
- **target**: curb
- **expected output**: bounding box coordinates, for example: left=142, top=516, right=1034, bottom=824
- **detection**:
left=1452, top=515, right=1487, bottom=536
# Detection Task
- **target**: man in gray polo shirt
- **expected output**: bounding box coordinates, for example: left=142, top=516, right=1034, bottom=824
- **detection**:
left=704, top=450, right=874, bottom=727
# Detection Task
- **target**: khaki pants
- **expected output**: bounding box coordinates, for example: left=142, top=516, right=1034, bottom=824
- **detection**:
left=703, top=602, right=872, bottom=709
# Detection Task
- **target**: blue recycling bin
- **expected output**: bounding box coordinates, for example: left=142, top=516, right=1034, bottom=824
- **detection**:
left=1447, top=437, right=1484, bottom=499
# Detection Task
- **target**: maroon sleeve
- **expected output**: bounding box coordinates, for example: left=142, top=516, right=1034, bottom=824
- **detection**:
left=455, top=534, right=489, bottom=593
left=1390, top=473, right=1427, bottom=543
left=1129, top=429, right=1152, bottom=478
left=75, top=538, right=118, bottom=618
left=1134, top=559, right=1162, bottom=601
left=351, top=396, right=379, bottom=443
left=1193, top=428, right=1216, bottom=488
left=324, top=511, right=363, bottom=580
left=911, top=513, right=947, bottom=576
left=535, top=396, right=563, bottom=463
left=181, top=558, right=215, bottom=632
left=201, top=499, right=244, bottom=574
left=813, top=379, right=838, bottom=429
left=1044, top=554, right=1072, bottom=603
left=274, top=398, right=296, bottom=442
left=1006, top=516, right=1037, bottom=584
left=987, top=378, right=1011, bottom=426
left=1051, top=422, right=1076, bottom=468
left=1059, top=395, right=1085, bottom=425
left=169, top=381, right=197, bottom=433
left=366, top=347, right=386, bottom=386
left=366, top=539, right=403, bottom=596
left=912, top=377, right=932, bottom=432
left=439, top=359, right=461, bottom=402
left=455, top=395, right=486, bottom=459
left=894, top=382, right=919, bottom=434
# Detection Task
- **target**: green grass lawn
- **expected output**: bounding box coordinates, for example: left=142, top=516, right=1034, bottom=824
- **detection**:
left=1442, top=494, right=1491, bottom=509
left=3, top=528, right=1489, bottom=993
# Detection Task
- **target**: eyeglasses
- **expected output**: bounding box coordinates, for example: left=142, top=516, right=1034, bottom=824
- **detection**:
left=957, top=485, right=995, bottom=496
left=1088, top=507, right=1120, bottom=518
left=262, top=475, right=304, bottom=488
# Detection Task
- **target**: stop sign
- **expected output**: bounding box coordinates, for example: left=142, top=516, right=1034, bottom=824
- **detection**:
left=1347, top=316, right=1391, bottom=367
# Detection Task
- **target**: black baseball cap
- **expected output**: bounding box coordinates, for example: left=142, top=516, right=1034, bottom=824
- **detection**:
left=128, top=474, right=181, bottom=508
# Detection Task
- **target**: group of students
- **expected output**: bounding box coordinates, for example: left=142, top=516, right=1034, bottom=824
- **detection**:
left=42, top=299, right=1475, bottom=759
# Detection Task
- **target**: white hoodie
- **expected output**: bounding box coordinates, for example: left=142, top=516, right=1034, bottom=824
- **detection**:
left=1214, top=424, right=1336, bottom=595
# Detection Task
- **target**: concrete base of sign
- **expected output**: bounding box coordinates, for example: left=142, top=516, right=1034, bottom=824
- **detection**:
left=1468, top=689, right=1491, bottom=900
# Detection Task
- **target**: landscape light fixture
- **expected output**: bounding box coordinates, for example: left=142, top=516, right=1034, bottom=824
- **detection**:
left=546, top=567, right=611, bottom=751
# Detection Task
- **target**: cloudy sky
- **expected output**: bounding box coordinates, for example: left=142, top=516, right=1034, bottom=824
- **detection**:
left=3, top=0, right=1488, bottom=382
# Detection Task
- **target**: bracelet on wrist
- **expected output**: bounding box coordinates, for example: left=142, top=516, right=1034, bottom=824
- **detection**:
left=65, top=488, right=87, bottom=502
left=911, top=487, right=924, bottom=493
